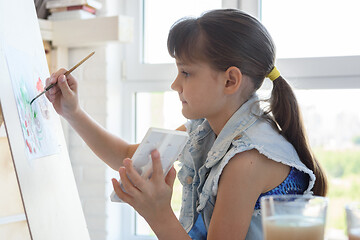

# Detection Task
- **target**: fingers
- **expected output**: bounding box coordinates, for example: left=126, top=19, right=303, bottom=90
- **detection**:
left=45, top=77, right=52, bottom=101
left=165, top=166, right=177, bottom=189
left=49, top=68, right=67, bottom=86
left=45, top=76, right=51, bottom=89
left=112, top=161, right=143, bottom=204
left=111, top=177, right=132, bottom=203
left=47, top=89, right=61, bottom=103
left=119, top=166, right=138, bottom=196
left=122, top=158, right=145, bottom=190
left=151, top=150, right=164, bottom=179
left=47, top=68, right=78, bottom=98
left=57, top=75, right=73, bottom=98
left=65, top=73, right=78, bottom=93
left=45, top=69, right=67, bottom=102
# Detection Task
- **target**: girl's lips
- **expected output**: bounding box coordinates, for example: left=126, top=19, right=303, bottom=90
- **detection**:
left=179, top=98, right=187, bottom=104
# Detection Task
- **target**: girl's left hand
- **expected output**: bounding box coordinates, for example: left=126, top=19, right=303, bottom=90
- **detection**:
left=112, top=150, right=177, bottom=224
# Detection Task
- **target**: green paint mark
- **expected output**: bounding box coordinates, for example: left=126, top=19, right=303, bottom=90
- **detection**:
left=19, top=84, right=30, bottom=105
left=18, top=77, right=37, bottom=119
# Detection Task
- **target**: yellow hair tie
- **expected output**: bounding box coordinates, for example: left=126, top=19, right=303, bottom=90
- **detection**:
left=267, top=67, right=281, bottom=81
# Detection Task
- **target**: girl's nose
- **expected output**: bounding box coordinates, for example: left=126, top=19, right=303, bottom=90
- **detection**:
left=171, top=75, right=181, bottom=92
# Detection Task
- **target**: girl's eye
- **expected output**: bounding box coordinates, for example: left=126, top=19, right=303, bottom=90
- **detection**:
left=182, top=71, right=190, bottom=77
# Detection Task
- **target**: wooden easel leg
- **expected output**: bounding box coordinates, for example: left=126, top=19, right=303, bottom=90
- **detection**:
left=0, top=102, right=32, bottom=240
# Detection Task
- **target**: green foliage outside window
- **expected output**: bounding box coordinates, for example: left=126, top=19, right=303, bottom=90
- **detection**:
left=315, top=148, right=360, bottom=233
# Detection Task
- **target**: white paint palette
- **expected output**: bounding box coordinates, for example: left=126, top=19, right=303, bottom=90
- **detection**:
left=111, top=127, right=189, bottom=202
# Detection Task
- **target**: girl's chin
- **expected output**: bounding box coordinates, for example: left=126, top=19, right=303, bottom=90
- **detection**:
left=182, top=108, right=200, bottom=120
left=181, top=108, right=191, bottom=119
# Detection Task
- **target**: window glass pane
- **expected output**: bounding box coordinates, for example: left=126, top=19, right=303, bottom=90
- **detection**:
left=297, top=89, right=360, bottom=237
left=135, top=91, right=186, bottom=236
left=143, top=0, right=222, bottom=64
left=135, top=89, right=360, bottom=237
left=135, top=91, right=186, bottom=140
left=261, top=0, right=360, bottom=58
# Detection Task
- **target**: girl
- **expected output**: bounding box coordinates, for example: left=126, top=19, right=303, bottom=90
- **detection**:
left=46, top=9, right=327, bottom=240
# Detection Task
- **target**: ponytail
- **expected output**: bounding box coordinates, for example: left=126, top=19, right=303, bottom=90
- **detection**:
left=269, top=75, right=328, bottom=196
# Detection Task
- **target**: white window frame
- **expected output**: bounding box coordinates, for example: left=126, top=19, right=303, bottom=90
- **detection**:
left=121, top=80, right=173, bottom=142
left=239, top=0, right=360, bottom=90
left=123, top=0, right=239, bottom=82
left=119, top=81, right=173, bottom=240
left=119, top=0, right=360, bottom=239
left=123, top=0, right=177, bottom=83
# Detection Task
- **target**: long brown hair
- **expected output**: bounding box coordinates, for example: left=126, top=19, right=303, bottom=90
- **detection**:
left=167, top=9, right=327, bottom=196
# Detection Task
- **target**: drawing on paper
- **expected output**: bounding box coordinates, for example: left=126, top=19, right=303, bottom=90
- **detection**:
left=4, top=45, right=59, bottom=160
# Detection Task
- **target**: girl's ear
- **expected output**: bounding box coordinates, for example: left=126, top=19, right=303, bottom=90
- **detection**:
left=224, top=66, right=242, bottom=94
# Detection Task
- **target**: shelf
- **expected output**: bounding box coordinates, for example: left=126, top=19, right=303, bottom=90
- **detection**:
left=38, top=19, right=53, bottom=41
left=0, top=214, right=26, bottom=225
left=38, top=15, right=133, bottom=46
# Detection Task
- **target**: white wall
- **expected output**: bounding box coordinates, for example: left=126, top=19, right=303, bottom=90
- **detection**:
left=60, top=1, right=127, bottom=239
left=63, top=45, right=125, bottom=240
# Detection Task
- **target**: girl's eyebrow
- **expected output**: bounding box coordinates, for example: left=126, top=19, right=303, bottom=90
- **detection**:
left=176, top=61, right=190, bottom=67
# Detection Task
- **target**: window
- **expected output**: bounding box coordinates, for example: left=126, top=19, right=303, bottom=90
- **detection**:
left=143, top=0, right=222, bottom=64
left=295, top=89, right=360, bottom=237
left=124, top=0, right=222, bottom=83
left=261, top=0, right=360, bottom=58
left=119, top=0, right=360, bottom=239
left=135, top=92, right=186, bottom=140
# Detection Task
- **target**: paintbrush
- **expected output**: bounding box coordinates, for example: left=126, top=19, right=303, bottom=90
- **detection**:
left=30, top=51, right=95, bottom=105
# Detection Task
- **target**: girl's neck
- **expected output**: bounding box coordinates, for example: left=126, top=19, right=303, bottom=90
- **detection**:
left=207, top=80, right=253, bottom=135
left=207, top=102, right=243, bottom=136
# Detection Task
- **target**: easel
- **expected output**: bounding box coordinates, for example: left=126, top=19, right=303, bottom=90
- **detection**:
left=0, top=106, right=31, bottom=239
left=0, top=1, right=90, bottom=238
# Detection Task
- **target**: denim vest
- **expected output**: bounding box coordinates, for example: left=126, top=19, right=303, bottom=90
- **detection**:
left=177, top=94, right=316, bottom=240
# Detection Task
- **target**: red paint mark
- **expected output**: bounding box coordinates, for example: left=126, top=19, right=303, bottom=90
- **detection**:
left=26, top=140, right=32, bottom=153
left=34, top=148, right=36, bottom=153
left=25, top=120, right=27, bottom=127
left=27, top=129, right=29, bottom=136
left=36, top=77, right=44, bottom=92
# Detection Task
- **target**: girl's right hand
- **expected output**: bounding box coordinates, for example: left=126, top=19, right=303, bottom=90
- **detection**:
left=45, top=68, right=80, bottom=120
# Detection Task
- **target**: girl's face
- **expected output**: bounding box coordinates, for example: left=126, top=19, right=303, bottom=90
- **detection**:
left=172, top=60, right=228, bottom=121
